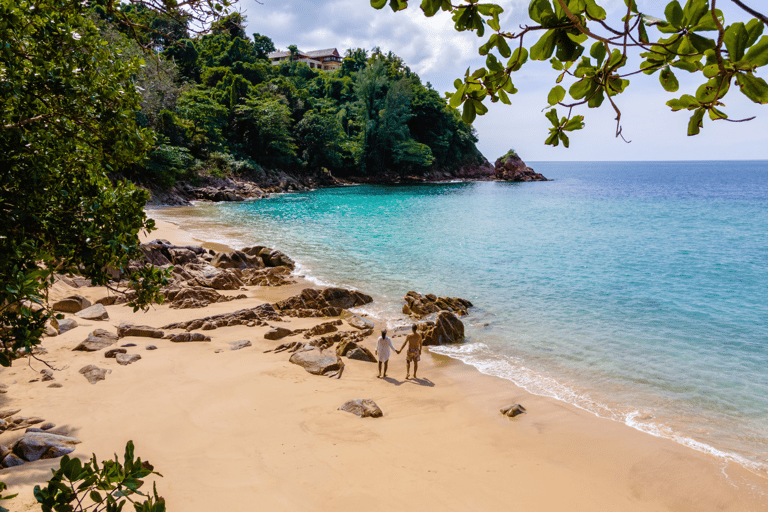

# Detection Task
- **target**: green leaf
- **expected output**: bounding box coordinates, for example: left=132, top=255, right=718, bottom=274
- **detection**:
left=744, top=35, right=768, bottom=67
left=590, top=41, right=606, bottom=67
left=462, top=100, right=477, bottom=123
left=551, top=57, right=564, bottom=70
left=371, top=0, right=387, bottom=9
left=736, top=72, right=768, bottom=104
left=687, top=107, right=705, bottom=135
left=508, top=47, right=528, bottom=71
left=665, top=1, right=684, bottom=29
left=724, top=22, right=749, bottom=62
left=545, top=108, right=560, bottom=127
left=746, top=18, right=764, bottom=47
left=547, top=85, right=566, bottom=105
left=569, top=79, right=591, bottom=100
left=667, top=94, right=700, bottom=111
left=498, top=88, right=511, bottom=104
left=660, top=67, right=680, bottom=91
left=530, top=30, right=557, bottom=61
left=559, top=131, right=570, bottom=148
left=702, top=64, right=720, bottom=78
left=693, top=9, right=722, bottom=31
left=497, top=36, right=511, bottom=59
left=708, top=107, right=728, bottom=120
left=564, top=115, right=585, bottom=131
left=682, top=0, right=707, bottom=28
left=584, top=0, right=606, bottom=20
left=529, top=0, right=555, bottom=24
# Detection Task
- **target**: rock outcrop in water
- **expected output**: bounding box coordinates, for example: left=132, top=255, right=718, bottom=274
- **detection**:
left=495, top=154, right=548, bottom=182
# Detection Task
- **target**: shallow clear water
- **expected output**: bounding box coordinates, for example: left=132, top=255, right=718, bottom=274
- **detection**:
left=150, top=160, right=768, bottom=473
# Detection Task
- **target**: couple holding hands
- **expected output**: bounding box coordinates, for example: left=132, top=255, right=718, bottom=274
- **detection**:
left=375, top=325, right=422, bottom=380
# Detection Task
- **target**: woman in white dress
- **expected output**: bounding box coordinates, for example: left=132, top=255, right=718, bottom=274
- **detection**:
left=375, top=329, right=398, bottom=378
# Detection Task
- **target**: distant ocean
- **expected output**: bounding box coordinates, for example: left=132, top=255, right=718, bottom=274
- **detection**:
left=150, top=160, right=768, bottom=475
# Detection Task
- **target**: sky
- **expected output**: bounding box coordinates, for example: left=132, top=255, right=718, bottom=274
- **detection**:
left=239, top=0, right=768, bottom=161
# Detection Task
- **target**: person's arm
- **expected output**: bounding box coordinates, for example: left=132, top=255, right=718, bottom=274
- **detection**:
left=398, top=339, right=408, bottom=354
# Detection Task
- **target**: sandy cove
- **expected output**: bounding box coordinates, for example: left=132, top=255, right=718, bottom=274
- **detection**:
left=1, top=219, right=767, bottom=511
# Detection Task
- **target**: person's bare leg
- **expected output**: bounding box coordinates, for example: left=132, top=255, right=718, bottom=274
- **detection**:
left=383, top=360, right=388, bottom=378
left=413, top=360, right=418, bottom=379
left=377, top=361, right=382, bottom=378
left=405, top=360, right=410, bottom=379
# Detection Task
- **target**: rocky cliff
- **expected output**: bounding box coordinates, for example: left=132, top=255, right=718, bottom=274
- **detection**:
left=494, top=154, right=548, bottom=182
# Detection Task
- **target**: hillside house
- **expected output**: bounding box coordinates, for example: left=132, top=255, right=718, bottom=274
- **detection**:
left=267, top=48, right=342, bottom=71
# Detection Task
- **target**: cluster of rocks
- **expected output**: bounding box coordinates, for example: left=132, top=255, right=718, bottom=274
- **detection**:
left=500, top=404, right=526, bottom=418
left=274, top=288, right=373, bottom=318
left=133, top=239, right=295, bottom=309
left=402, top=291, right=473, bottom=319
left=162, top=303, right=281, bottom=332
left=494, top=154, right=548, bottom=182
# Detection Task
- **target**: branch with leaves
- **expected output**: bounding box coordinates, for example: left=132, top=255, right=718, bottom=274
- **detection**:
left=370, top=0, right=768, bottom=147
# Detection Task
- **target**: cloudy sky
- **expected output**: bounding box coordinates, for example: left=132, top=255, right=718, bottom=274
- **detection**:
left=239, top=0, right=767, bottom=161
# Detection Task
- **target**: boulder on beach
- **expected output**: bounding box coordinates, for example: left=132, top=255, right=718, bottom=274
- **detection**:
left=74, top=303, right=109, bottom=321
left=346, top=346, right=376, bottom=362
left=500, top=404, right=527, bottom=418
left=418, top=311, right=465, bottom=346
left=73, top=329, right=118, bottom=352
left=53, top=318, right=78, bottom=334
left=79, top=365, right=111, bottom=384
left=12, top=432, right=81, bottom=462
left=264, top=327, right=293, bottom=340
left=116, top=353, right=141, bottom=366
left=117, top=323, right=164, bottom=339
left=338, top=399, right=383, bottom=418
left=229, top=340, right=252, bottom=351
left=274, top=287, right=373, bottom=318
left=289, top=347, right=344, bottom=376
left=52, top=294, right=91, bottom=313
left=167, top=332, right=211, bottom=343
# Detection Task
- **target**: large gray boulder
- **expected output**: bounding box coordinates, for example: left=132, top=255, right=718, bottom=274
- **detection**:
left=73, top=329, right=118, bottom=352
left=346, top=346, right=376, bottom=362
left=53, top=318, right=78, bottom=334
left=289, top=348, right=344, bottom=376
left=52, top=295, right=91, bottom=313
left=74, top=303, right=109, bottom=321
left=338, top=399, right=383, bottom=418
left=117, top=323, right=164, bottom=339
left=12, top=432, right=81, bottom=462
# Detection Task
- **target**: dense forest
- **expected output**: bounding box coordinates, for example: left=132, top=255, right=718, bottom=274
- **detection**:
left=96, top=9, right=486, bottom=188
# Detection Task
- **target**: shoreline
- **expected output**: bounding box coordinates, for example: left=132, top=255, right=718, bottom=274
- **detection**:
left=1, top=218, right=767, bottom=511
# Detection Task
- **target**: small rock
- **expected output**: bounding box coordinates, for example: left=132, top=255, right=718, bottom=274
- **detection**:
left=500, top=404, right=526, bottom=418
left=0, top=409, right=21, bottom=419
left=74, top=303, right=109, bottom=321
left=41, top=422, right=55, bottom=430
left=2, top=453, right=25, bottom=467
left=229, top=340, right=251, bottom=351
left=104, top=348, right=127, bottom=358
left=73, top=329, right=118, bottom=352
left=116, top=353, right=141, bottom=366
left=117, top=323, right=164, bottom=339
left=146, top=345, right=157, bottom=350
left=338, top=399, right=383, bottom=418
left=44, top=323, right=58, bottom=337
left=25, top=427, right=44, bottom=433
left=48, top=383, right=63, bottom=388
left=54, top=318, right=78, bottom=334
left=344, top=313, right=374, bottom=330
left=346, top=346, right=377, bottom=362
left=0, top=384, right=7, bottom=394
left=121, top=343, right=137, bottom=347
left=264, top=327, right=293, bottom=340
left=51, top=295, right=91, bottom=313
left=40, top=369, right=54, bottom=381
left=79, top=365, right=111, bottom=384
left=214, top=349, right=223, bottom=354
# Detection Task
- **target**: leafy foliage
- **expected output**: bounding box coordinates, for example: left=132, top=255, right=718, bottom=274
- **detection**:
left=370, top=0, right=768, bottom=146
left=33, top=441, right=165, bottom=512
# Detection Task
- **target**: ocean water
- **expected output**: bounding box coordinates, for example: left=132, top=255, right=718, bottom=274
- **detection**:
left=150, top=160, right=768, bottom=474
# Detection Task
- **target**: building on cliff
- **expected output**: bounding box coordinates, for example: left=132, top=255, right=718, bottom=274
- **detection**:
left=267, top=48, right=342, bottom=71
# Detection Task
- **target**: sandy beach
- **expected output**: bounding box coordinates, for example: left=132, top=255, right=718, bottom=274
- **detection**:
left=1, top=218, right=767, bottom=512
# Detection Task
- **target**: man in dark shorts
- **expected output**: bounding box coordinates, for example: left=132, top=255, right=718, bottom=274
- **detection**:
left=398, top=324, right=422, bottom=379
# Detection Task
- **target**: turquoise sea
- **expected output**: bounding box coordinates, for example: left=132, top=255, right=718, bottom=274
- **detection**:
left=150, top=160, right=768, bottom=474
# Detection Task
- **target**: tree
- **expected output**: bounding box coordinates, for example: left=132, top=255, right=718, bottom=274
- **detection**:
left=0, top=0, right=233, bottom=365
left=370, top=0, right=768, bottom=147
left=253, top=33, right=276, bottom=59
